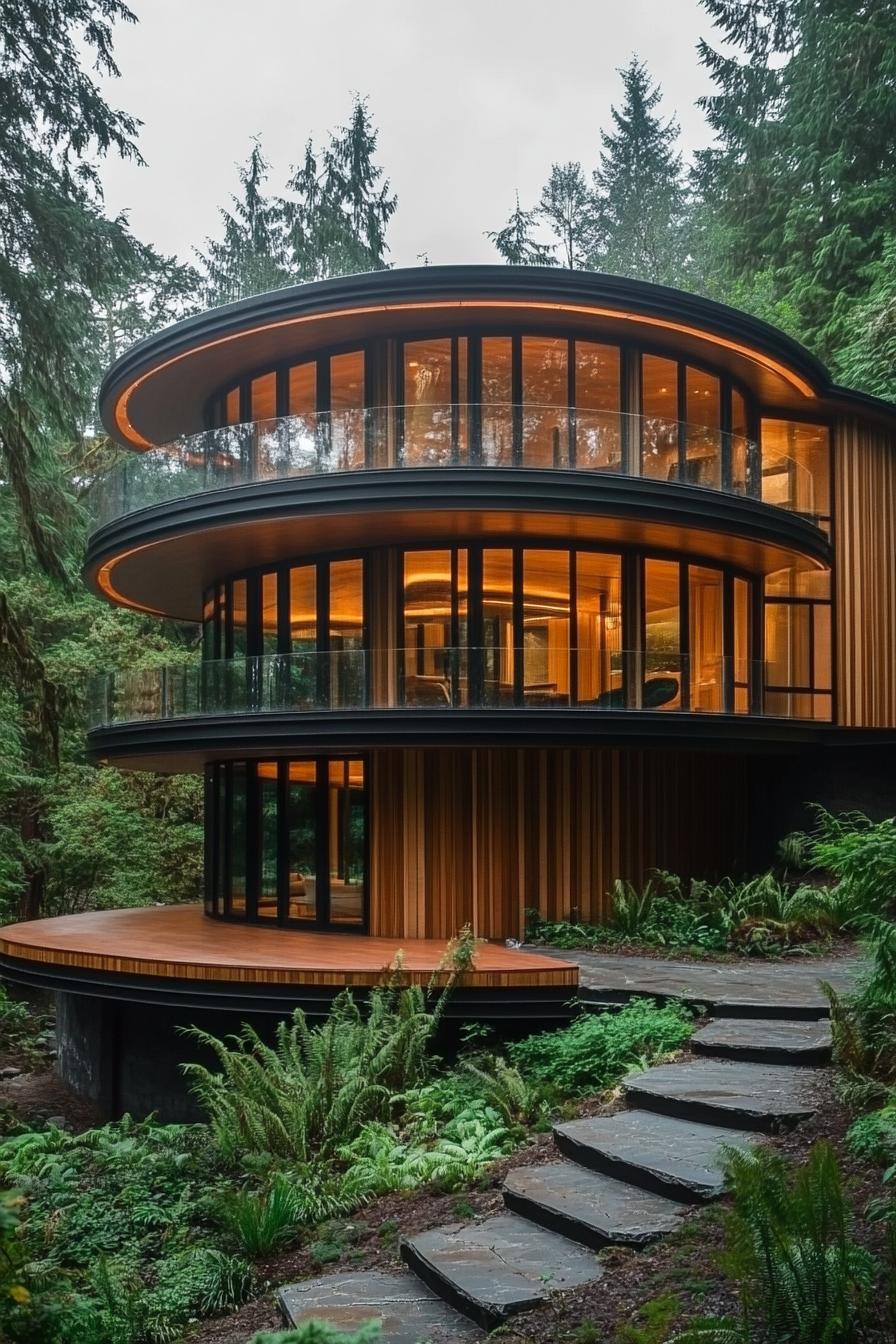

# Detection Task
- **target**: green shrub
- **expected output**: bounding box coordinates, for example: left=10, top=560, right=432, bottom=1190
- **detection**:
left=806, top=807, right=896, bottom=922
left=508, top=998, right=693, bottom=1094
left=249, top=1321, right=381, bottom=1343
left=847, top=1096, right=896, bottom=1165
left=220, top=1172, right=306, bottom=1257
left=184, top=984, right=444, bottom=1167
left=669, top=1143, right=879, bottom=1344
left=827, top=918, right=896, bottom=1099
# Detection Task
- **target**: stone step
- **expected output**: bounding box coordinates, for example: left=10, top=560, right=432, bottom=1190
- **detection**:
left=692, top=1017, right=832, bottom=1066
left=553, top=1108, right=756, bottom=1202
left=401, top=1212, right=603, bottom=1330
left=561, top=952, right=862, bottom=1020
left=277, top=1269, right=481, bottom=1342
left=622, top=1058, right=823, bottom=1132
left=502, top=1159, right=685, bottom=1248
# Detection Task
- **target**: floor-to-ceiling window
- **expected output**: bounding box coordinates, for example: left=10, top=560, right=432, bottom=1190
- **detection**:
left=764, top=565, right=832, bottom=720
left=208, top=757, right=366, bottom=927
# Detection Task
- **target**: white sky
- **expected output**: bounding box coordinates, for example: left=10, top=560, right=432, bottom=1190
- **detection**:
left=95, top=0, right=720, bottom=269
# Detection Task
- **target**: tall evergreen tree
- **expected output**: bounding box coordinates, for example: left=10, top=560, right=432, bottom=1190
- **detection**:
left=694, top=0, right=896, bottom=371
left=197, top=141, right=290, bottom=306
left=0, top=1, right=203, bottom=919
left=538, top=162, right=598, bottom=269
left=284, top=96, right=397, bottom=281
left=591, top=58, right=689, bottom=285
left=486, top=193, right=556, bottom=265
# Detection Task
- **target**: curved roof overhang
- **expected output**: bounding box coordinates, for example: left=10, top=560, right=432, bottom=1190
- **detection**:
left=83, top=468, right=832, bottom=621
left=98, top=266, right=896, bottom=452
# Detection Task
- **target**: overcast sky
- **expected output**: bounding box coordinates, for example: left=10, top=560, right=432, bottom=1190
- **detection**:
left=96, top=0, right=720, bottom=270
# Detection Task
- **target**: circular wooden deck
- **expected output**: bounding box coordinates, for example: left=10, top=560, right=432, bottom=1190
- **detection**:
left=0, top=904, right=577, bottom=991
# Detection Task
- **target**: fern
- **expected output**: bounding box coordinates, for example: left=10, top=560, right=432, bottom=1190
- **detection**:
left=670, top=1143, right=878, bottom=1344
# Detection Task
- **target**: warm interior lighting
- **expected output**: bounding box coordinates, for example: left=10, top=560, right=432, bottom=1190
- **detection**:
left=111, top=297, right=818, bottom=450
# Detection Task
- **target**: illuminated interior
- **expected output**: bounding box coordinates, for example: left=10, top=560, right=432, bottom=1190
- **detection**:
left=207, top=757, right=366, bottom=927
left=199, top=543, right=830, bottom=722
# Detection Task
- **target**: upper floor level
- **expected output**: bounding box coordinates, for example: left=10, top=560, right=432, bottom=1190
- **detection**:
left=95, top=266, right=852, bottom=531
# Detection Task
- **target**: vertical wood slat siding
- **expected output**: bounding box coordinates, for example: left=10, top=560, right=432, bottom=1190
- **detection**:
left=370, top=747, right=753, bottom=940
left=835, top=420, right=896, bottom=727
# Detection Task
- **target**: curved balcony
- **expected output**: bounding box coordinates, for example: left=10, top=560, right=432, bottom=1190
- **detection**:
left=88, top=648, right=794, bottom=729
left=88, top=405, right=821, bottom=532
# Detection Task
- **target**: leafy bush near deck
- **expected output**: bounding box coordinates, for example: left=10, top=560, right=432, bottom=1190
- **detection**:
left=527, top=807, right=896, bottom=958
left=669, top=1142, right=882, bottom=1344
left=827, top=918, right=896, bottom=1102
left=508, top=997, right=693, bottom=1094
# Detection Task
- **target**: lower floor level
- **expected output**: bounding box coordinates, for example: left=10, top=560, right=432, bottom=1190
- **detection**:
left=203, top=739, right=896, bottom=940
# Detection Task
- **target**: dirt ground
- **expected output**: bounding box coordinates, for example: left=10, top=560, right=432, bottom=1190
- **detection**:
left=185, top=1074, right=893, bottom=1344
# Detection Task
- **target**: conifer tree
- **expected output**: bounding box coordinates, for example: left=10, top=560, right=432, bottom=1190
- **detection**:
left=284, top=96, right=396, bottom=281
left=197, top=141, right=291, bottom=306
left=591, top=58, right=689, bottom=285
left=538, top=162, right=598, bottom=269
left=694, top=0, right=896, bottom=369
left=486, top=193, right=556, bottom=266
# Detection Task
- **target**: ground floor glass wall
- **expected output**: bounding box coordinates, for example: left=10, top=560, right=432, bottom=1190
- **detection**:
left=205, top=758, right=366, bottom=927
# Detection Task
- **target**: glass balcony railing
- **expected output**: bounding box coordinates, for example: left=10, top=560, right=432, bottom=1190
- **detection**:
left=87, top=648, right=790, bottom=728
left=87, top=405, right=819, bottom=531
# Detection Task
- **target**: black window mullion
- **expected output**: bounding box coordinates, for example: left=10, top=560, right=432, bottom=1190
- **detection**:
left=450, top=336, right=460, bottom=464
left=246, top=761, right=260, bottom=921
left=316, top=759, right=330, bottom=928
left=470, top=337, right=482, bottom=465
left=317, top=563, right=329, bottom=708
left=677, top=362, right=687, bottom=483
left=396, top=340, right=406, bottom=465
left=720, top=378, right=733, bottom=493
left=679, top=562, right=691, bottom=711
left=450, top=547, right=460, bottom=706
left=513, top=548, right=524, bottom=705
left=223, top=762, right=233, bottom=917
left=567, top=338, right=576, bottom=468
left=722, top=571, right=734, bottom=713
left=276, top=760, right=289, bottom=924
left=511, top=333, right=523, bottom=466
left=468, top=546, right=484, bottom=704
left=569, top=547, right=578, bottom=705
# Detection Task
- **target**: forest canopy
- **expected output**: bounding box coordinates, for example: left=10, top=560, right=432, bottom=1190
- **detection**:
left=1, top=0, right=894, bottom=925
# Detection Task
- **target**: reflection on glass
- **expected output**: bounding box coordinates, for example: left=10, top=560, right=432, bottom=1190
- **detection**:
left=327, top=759, right=365, bottom=926
left=258, top=761, right=279, bottom=918
left=522, top=337, right=568, bottom=467
left=403, top=339, right=452, bottom=465
left=330, top=558, right=364, bottom=707
left=522, top=550, right=570, bottom=703
left=575, top=343, right=621, bottom=470
left=482, top=549, right=514, bottom=704
left=261, top=571, right=278, bottom=655
left=733, top=577, right=750, bottom=713
left=403, top=550, right=453, bottom=706
left=689, top=565, right=723, bottom=710
left=644, top=559, right=681, bottom=709
left=761, top=420, right=830, bottom=520
left=685, top=368, right=721, bottom=489
left=576, top=552, right=622, bottom=704
left=641, top=355, right=679, bottom=480
left=481, top=337, right=513, bottom=465
left=230, top=762, right=247, bottom=912
left=764, top=564, right=832, bottom=721
left=289, top=565, right=317, bottom=651
left=330, top=350, right=365, bottom=469
left=288, top=760, right=317, bottom=921
left=231, top=579, right=247, bottom=658
left=731, top=388, right=749, bottom=494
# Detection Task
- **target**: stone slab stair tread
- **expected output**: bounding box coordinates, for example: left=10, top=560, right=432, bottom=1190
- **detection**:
left=553, top=1107, right=757, bottom=1201
left=400, top=1211, right=603, bottom=1329
left=502, top=1159, right=686, bottom=1247
left=278, top=1268, right=482, bottom=1342
left=623, top=1058, right=824, bottom=1131
left=691, top=1016, right=832, bottom=1064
